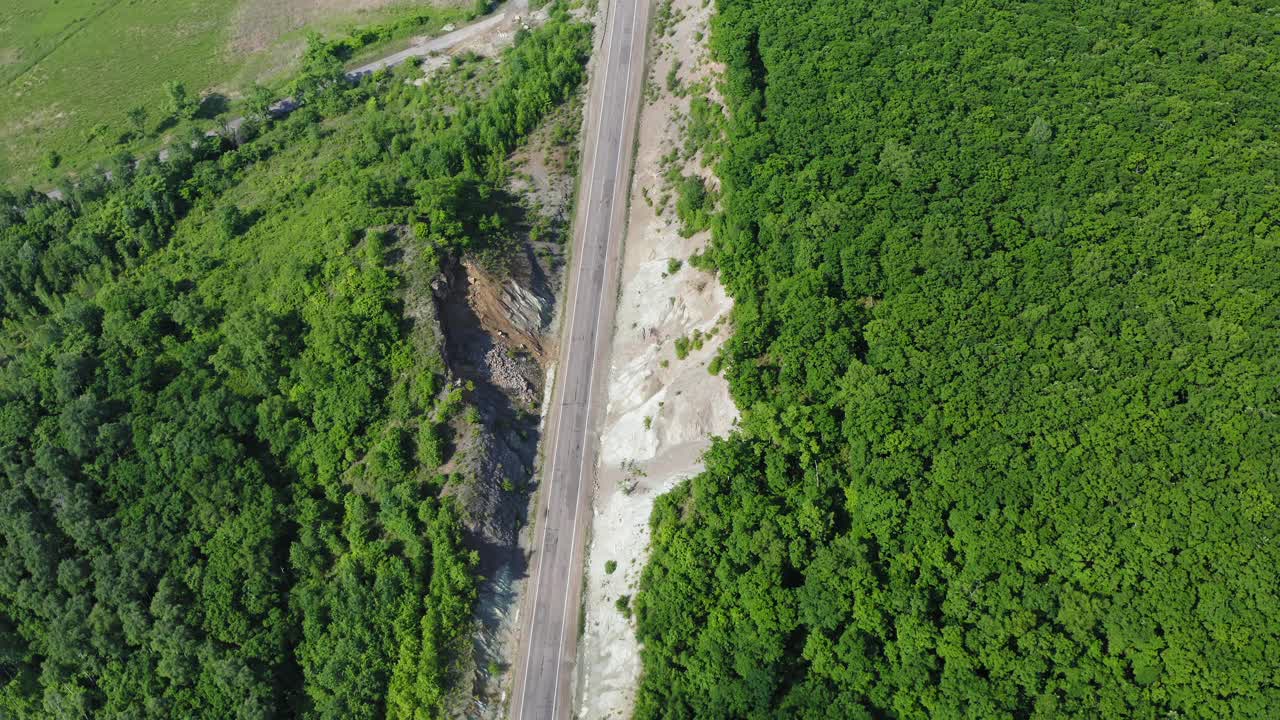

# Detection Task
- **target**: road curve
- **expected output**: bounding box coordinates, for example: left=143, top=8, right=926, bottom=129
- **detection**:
left=508, top=0, right=650, bottom=718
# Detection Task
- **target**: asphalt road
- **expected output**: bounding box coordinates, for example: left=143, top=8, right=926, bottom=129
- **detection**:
left=508, top=0, right=649, bottom=717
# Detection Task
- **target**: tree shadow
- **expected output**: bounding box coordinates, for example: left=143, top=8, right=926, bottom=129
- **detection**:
left=196, top=93, right=231, bottom=120
left=464, top=187, right=539, bottom=278
left=153, top=115, right=178, bottom=135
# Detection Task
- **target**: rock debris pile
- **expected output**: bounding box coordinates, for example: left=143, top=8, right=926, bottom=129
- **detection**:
left=484, top=345, right=537, bottom=405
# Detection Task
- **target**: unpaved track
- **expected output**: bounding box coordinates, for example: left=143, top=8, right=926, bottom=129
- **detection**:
left=507, top=0, right=650, bottom=717
left=346, top=0, right=528, bottom=78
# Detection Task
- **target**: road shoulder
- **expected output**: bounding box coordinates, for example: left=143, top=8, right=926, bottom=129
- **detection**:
left=574, top=0, right=737, bottom=716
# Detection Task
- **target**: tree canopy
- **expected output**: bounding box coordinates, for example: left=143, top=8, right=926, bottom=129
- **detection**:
left=635, top=0, right=1280, bottom=718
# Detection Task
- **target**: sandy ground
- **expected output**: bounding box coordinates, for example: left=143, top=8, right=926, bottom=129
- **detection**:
left=575, top=0, right=735, bottom=717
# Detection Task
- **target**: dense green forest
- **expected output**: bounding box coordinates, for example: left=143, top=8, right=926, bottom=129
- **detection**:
left=636, top=0, right=1280, bottom=718
left=0, top=10, right=589, bottom=718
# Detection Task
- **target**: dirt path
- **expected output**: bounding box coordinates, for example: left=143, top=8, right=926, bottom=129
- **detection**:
left=575, top=0, right=736, bottom=716
left=346, top=0, right=531, bottom=78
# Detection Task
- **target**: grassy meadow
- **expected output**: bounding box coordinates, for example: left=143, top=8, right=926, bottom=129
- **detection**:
left=0, top=0, right=471, bottom=187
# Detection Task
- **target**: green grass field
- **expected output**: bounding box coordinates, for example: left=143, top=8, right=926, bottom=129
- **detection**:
left=0, top=0, right=470, bottom=187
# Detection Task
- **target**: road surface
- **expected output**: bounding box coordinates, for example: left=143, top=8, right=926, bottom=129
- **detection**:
left=508, top=0, right=649, bottom=717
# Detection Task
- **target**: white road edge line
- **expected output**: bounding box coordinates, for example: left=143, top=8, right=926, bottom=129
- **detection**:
left=513, top=0, right=623, bottom=715
left=550, top=0, right=640, bottom=714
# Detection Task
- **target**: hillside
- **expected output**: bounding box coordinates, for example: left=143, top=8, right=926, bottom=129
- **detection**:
left=635, top=0, right=1280, bottom=718
left=0, top=12, right=589, bottom=718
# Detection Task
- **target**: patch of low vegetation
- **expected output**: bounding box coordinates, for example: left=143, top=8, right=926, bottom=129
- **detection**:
left=672, top=329, right=705, bottom=360
left=653, top=0, right=681, bottom=38
left=705, top=354, right=722, bottom=375
left=665, top=60, right=683, bottom=95
left=673, top=335, right=690, bottom=359
left=619, top=458, right=646, bottom=495
left=673, top=174, right=714, bottom=236
left=683, top=92, right=723, bottom=162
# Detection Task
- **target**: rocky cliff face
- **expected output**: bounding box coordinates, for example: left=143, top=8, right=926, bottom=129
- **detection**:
left=430, top=250, right=558, bottom=717
left=462, top=258, right=554, bottom=361
left=432, top=86, right=582, bottom=716
left=434, top=255, right=550, bottom=552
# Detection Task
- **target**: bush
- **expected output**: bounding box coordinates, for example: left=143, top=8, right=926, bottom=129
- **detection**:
left=673, top=175, right=711, bottom=237
left=417, top=422, right=445, bottom=470
left=673, top=336, right=690, bottom=360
